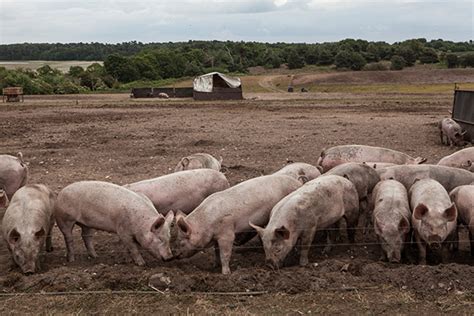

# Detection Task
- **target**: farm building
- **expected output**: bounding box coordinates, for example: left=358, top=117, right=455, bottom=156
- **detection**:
left=452, top=89, right=474, bottom=142
left=193, top=72, right=243, bottom=100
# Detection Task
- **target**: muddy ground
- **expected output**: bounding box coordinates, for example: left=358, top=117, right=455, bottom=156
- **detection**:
left=0, top=91, right=473, bottom=314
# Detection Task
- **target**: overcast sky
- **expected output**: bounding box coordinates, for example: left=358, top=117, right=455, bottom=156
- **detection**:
left=0, top=0, right=472, bottom=44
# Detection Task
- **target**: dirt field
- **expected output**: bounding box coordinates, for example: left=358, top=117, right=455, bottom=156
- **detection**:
left=0, top=89, right=473, bottom=314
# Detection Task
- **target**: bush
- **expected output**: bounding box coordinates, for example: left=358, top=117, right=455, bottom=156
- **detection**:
left=287, top=49, right=305, bottom=69
left=460, top=53, right=474, bottom=68
left=419, top=48, right=439, bottom=64
left=349, top=52, right=367, bottom=70
left=445, top=53, right=459, bottom=68
left=390, top=55, right=406, bottom=70
left=335, top=51, right=366, bottom=70
left=363, top=62, right=389, bottom=71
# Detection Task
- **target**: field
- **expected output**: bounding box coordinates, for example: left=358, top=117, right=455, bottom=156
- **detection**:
left=0, top=60, right=103, bottom=72
left=0, top=68, right=473, bottom=314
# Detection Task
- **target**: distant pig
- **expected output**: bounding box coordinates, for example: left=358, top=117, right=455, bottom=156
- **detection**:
left=317, top=145, right=426, bottom=172
left=250, top=175, right=359, bottom=268
left=409, top=179, right=457, bottom=264
left=378, top=164, right=474, bottom=192
left=437, top=147, right=474, bottom=171
left=438, top=118, right=466, bottom=147
left=125, top=169, right=230, bottom=214
left=0, top=152, right=28, bottom=200
left=371, top=180, right=411, bottom=263
left=273, top=162, right=321, bottom=184
left=449, top=185, right=474, bottom=256
left=174, top=153, right=223, bottom=172
left=326, top=162, right=380, bottom=233
left=55, top=181, right=174, bottom=266
left=2, top=184, right=55, bottom=274
left=173, top=175, right=301, bottom=274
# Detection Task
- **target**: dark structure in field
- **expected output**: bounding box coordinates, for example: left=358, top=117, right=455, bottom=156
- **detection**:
left=452, top=89, right=474, bottom=142
left=2, top=87, right=24, bottom=102
left=193, top=72, right=243, bottom=101
left=130, top=87, right=193, bottom=98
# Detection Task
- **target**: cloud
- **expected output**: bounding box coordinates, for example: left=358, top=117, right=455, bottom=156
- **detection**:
left=0, top=0, right=471, bottom=44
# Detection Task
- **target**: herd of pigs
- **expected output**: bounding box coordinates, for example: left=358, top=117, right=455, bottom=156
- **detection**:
left=0, top=140, right=473, bottom=276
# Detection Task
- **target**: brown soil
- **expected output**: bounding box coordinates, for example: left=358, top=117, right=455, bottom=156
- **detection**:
left=0, top=92, right=472, bottom=314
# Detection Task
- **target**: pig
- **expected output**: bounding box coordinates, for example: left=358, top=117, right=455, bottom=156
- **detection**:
left=0, top=188, right=8, bottom=208
left=438, top=118, right=466, bottom=147
left=378, top=164, right=474, bottom=192
left=273, top=162, right=321, bottom=184
left=172, top=175, right=302, bottom=274
left=326, top=163, right=381, bottom=233
left=437, top=147, right=474, bottom=171
left=371, top=180, right=411, bottom=263
left=0, top=152, right=28, bottom=200
left=174, top=153, right=223, bottom=172
left=250, top=175, right=359, bottom=268
left=317, top=145, right=426, bottom=172
left=449, top=185, right=474, bottom=256
left=409, top=178, right=457, bottom=264
left=363, top=162, right=397, bottom=169
left=55, top=181, right=174, bottom=266
left=124, top=169, right=230, bottom=214
left=1, top=184, right=55, bottom=274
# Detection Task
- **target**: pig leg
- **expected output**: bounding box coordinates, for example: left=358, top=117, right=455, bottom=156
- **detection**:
left=213, top=242, right=221, bottom=268
left=439, top=130, right=445, bottom=145
left=80, top=225, right=98, bottom=259
left=414, top=231, right=427, bottom=265
left=299, top=227, right=317, bottom=266
left=216, top=231, right=235, bottom=275
left=469, top=230, right=474, bottom=257
left=322, top=225, right=337, bottom=254
left=119, top=234, right=145, bottom=266
left=345, top=211, right=358, bottom=243
left=56, top=219, right=76, bottom=262
left=46, top=221, right=54, bottom=252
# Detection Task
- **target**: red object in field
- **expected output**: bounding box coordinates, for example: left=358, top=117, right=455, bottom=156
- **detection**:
left=2, top=87, right=24, bottom=102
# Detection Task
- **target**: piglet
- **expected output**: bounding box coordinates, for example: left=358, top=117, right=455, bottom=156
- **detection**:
left=55, top=181, right=174, bottom=266
left=250, top=175, right=359, bottom=268
left=449, top=185, right=474, bottom=256
left=409, top=178, right=457, bottom=264
left=174, top=153, right=223, bottom=172
left=173, top=175, right=301, bottom=274
left=438, top=118, right=466, bottom=147
left=371, top=180, right=411, bottom=263
left=2, top=184, right=55, bottom=274
left=273, top=162, right=321, bottom=184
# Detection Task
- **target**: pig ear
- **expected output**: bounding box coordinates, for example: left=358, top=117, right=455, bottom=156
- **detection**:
left=413, top=204, right=429, bottom=220
left=17, top=152, right=25, bottom=165
left=181, top=158, right=190, bottom=167
left=398, top=217, right=410, bottom=234
left=444, top=203, right=457, bottom=222
left=374, top=218, right=383, bottom=234
left=177, top=217, right=192, bottom=237
left=8, top=229, right=20, bottom=244
left=0, top=189, right=8, bottom=208
left=151, top=217, right=165, bottom=233
left=35, top=228, right=46, bottom=239
left=316, top=165, right=323, bottom=173
left=249, top=221, right=265, bottom=237
left=414, top=157, right=427, bottom=164
left=274, top=226, right=290, bottom=240
left=297, top=175, right=309, bottom=184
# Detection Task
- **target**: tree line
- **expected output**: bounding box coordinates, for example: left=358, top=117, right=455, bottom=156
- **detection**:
left=0, top=38, right=473, bottom=94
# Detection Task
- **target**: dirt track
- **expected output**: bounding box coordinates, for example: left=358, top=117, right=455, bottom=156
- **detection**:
left=0, top=92, right=473, bottom=314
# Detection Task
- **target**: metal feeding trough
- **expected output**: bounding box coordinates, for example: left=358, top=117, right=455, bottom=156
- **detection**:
left=2, top=87, right=24, bottom=102
left=452, top=89, right=474, bottom=142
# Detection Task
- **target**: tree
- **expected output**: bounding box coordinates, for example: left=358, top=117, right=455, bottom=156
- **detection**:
left=460, top=53, right=474, bottom=67
left=335, top=50, right=352, bottom=69
left=104, top=54, right=139, bottom=82
left=68, top=66, right=84, bottom=78
left=287, top=49, right=305, bottom=69
left=390, top=55, right=406, bottom=70
left=419, top=48, right=439, bottom=64
left=348, top=52, right=366, bottom=70
left=317, top=48, right=334, bottom=66
left=184, top=60, right=203, bottom=76
left=395, top=47, right=416, bottom=66
left=445, top=54, right=458, bottom=68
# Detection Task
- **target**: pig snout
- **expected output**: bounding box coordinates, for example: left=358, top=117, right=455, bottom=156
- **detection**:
left=21, top=262, right=37, bottom=275
left=387, top=251, right=401, bottom=263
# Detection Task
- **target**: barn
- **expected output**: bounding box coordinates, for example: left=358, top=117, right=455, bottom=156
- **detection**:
left=193, top=72, right=243, bottom=100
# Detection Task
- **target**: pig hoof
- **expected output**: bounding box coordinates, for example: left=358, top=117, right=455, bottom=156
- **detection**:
left=67, top=256, right=75, bottom=263
left=299, top=259, right=309, bottom=266
left=46, top=246, right=54, bottom=252
left=322, top=246, right=332, bottom=255
left=134, top=258, right=146, bottom=266
left=221, top=268, right=231, bottom=275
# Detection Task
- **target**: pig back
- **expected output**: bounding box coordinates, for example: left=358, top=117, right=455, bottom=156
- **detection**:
left=0, top=154, right=28, bottom=198
left=2, top=184, right=54, bottom=239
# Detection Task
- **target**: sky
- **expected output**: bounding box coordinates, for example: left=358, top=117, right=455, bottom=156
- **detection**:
left=0, top=0, right=472, bottom=44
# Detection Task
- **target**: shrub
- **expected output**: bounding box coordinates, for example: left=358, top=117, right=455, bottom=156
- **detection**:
left=335, top=51, right=366, bottom=70
left=445, top=54, right=459, bottom=68
left=460, top=53, right=474, bottom=68
left=419, top=48, right=439, bottom=64
left=390, top=55, right=406, bottom=70
left=363, top=62, right=389, bottom=71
